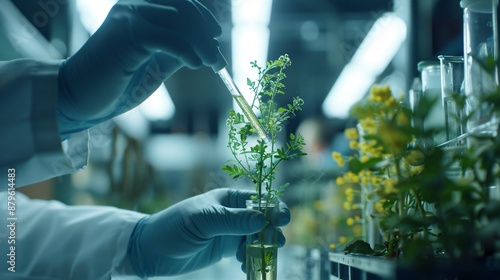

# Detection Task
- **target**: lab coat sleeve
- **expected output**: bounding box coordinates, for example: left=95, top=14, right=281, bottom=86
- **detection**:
left=0, top=191, right=147, bottom=280
left=0, top=59, right=89, bottom=187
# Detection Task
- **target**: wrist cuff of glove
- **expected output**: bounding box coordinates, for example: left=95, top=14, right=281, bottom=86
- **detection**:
left=57, top=60, right=83, bottom=140
left=127, top=215, right=152, bottom=278
left=56, top=60, right=107, bottom=140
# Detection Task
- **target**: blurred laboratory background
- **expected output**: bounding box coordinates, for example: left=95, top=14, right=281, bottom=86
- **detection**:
left=1, top=0, right=463, bottom=279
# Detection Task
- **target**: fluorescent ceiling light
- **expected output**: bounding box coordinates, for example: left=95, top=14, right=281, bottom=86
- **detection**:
left=322, top=12, right=407, bottom=118
left=231, top=25, right=270, bottom=101
left=114, top=107, right=149, bottom=140
left=138, top=85, right=176, bottom=121
left=232, top=0, right=273, bottom=25
left=323, top=64, right=376, bottom=118
left=231, top=0, right=272, bottom=109
left=76, top=0, right=116, bottom=34
left=114, top=85, right=175, bottom=138
left=145, top=135, right=206, bottom=170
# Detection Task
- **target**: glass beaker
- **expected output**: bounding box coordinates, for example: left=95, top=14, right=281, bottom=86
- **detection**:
left=439, top=56, right=467, bottom=179
left=409, top=77, right=423, bottom=130
left=461, top=0, right=499, bottom=138
left=246, top=200, right=279, bottom=280
left=418, top=60, right=446, bottom=145
left=438, top=55, right=466, bottom=143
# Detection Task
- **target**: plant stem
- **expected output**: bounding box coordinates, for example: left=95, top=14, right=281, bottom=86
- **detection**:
left=259, top=225, right=266, bottom=280
left=393, top=157, right=405, bottom=217
left=412, top=188, right=428, bottom=239
left=257, top=141, right=265, bottom=203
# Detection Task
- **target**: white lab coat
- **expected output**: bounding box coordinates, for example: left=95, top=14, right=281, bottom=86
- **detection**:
left=0, top=59, right=146, bottom=279
left=0, top=59, right=89, bottom=186
left=0, top=192, right=146, bottom=279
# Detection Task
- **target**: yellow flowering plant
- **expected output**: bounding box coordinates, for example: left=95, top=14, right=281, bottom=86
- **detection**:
left=332, top=83, right=500, bottom=264
left=333, top=84, right=429, bottom=258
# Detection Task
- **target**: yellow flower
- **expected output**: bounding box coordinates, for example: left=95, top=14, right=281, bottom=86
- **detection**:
left=375, top=200, right=385, bottom=213
left=361, top=155, right=370, bottom=163
left=344, top=128, right=359, bottom=140
left=332, top=152, right=345, bottom=167
left=378, top=122, right=412, bottom=156
left=409, top=165, right=425, bottom=176
left=357, top=142, right=369, bottom=154
left=361, top=176, right=370, bottom=184
left=349, top=140, right=358, bottom=149
left=384, top=96, right=397, bottom=107
left=336, top=177, right=344, bottom=186
left=346, top=217, right=355, bottom=226
left=343, top=201, right=352, bottom=211
left=369, top=84, right=392, bottom=103
left=358, top=140, right=383, bottom=158
left=346, top=172, right=360, bottom=183
left=384, top=179, right=398, bottom=194
left=339, top=236, right=348, bottom=244
left=329, top=243, right=336, bottom=250
left=405, top=149, right=426, bottom=167
left=352, top=224, right=363, bottom=236
left=345, top=187, right=354, bottom=196
left=359, top=118, right=377, bottom=135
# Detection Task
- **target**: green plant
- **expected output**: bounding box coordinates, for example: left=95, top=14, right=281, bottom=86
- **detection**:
left=222, top=54, right=306, bottom=280
left=222, top=54, right=306, bottom=204
left=333, top=83, right=500, bottom=265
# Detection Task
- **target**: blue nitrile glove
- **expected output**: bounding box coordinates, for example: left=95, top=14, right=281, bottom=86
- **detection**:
left=127, top=188, right=290, bottom=277
left=57, top=0, right=224, bottom=139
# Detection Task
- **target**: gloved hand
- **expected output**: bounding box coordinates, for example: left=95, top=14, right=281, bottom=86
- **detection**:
left=127, top=188, right=290, bottom=277
left=57, top=0, right=224, bottom=138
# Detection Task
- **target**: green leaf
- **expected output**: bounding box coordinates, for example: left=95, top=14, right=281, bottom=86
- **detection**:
left=348, top=157, right=384, bottom=174
left=221, top=164, right=245, bottom=179
left=343, top=240, right=376, bottom=255
left=472, top=54, right=497, bottom=75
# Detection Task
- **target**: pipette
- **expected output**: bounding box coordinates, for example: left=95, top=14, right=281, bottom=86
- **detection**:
left=212, top=53, right=269, bottom=141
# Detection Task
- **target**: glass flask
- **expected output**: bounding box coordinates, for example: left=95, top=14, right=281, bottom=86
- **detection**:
left=438, top=55, right=466, bottom=143
left=461, top=0, right=499, bottom=138
left=418, top=60, right=446, bottom=145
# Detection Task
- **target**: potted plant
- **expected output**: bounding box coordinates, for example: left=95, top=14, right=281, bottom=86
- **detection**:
left=330, top=83, right=500, bottom=279
left=222, top=54, right=306, bottom=280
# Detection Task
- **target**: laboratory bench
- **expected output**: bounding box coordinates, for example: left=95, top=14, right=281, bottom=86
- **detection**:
left=160, top=245, right=330, bottom=280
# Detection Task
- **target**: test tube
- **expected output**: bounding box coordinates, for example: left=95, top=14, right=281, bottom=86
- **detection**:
left=438, top=55, right=465, bottom=143
left=212, top=53, right=269, bottom=141
left=418, top=60, right=446, bottom=145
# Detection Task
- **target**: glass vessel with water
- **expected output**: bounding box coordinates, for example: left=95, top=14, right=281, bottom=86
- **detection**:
left=461, top=0, right=499, bottom=138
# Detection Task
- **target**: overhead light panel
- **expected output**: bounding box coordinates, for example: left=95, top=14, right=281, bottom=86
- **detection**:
left=231, top=0, right=273, bottom=109
left=76, top=0, right=116, bottom=34
left=322, top=12, right=407, bottom=118
left=138, top=86, right=176, bottom=121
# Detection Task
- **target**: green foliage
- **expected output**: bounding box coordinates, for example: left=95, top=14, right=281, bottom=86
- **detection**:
left=222, top=54, right=306, bottom=203
left=336, top=81, right=500, bottom=263
left=343, top=240, right=377, bottom=255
